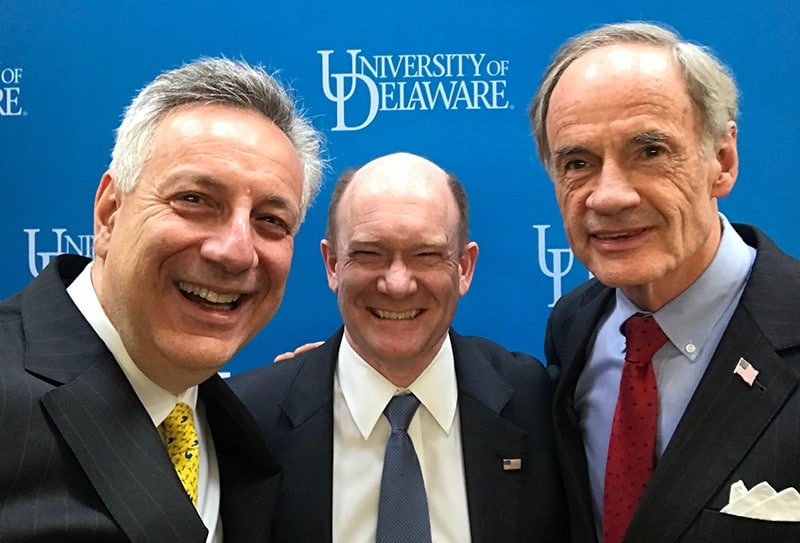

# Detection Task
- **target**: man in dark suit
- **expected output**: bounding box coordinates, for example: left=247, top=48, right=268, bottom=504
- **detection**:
left=0, top=57, right=323, bottom=542
left=530, top=22, right=800, bottom=543
left=231, top=152, right=567, bottom=542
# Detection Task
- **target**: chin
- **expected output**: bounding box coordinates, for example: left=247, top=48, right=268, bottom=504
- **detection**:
left=591, top=269, right=639, bottom=289
left=166, top=343, right=239, bottom=371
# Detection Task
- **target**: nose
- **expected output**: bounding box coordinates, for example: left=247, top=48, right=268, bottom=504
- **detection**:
left=584, top=161, right=640, bottom=214
left=376, top=257, right=417, bottom=298
left=200, top=209, right=259, bottom=273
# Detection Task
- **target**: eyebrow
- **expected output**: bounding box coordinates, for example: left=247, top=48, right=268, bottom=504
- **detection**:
left=632, top=131, right=669, bottom=145
left=552, top=145, right=589, bottom=161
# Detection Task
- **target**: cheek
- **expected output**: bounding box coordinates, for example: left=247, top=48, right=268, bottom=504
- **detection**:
left=344, top=271, right=375, bottom=295
left=653, top=171, right=707, bottom=219
left=258, top=240, right=295, bottom=271
left=557, top=191, right=584, bottom=231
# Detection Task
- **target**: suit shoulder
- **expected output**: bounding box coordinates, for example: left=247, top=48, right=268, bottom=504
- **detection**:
left=455, top=335, right=550, bottom=382
left=548, top=277, right=606, bottom=324
left=228, top=340, right=335, bottom=406
left=229, top=355, right=305, bottom=399
left=553, top=277, right=604, bottom=309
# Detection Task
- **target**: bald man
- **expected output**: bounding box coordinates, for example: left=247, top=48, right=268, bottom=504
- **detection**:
left=230, top=152, right=567, bottom=543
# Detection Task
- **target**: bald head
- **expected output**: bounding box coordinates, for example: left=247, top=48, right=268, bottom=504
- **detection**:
left=325, top=152, right=469, bottom=251
left=320, top=152, right=478, bottom=383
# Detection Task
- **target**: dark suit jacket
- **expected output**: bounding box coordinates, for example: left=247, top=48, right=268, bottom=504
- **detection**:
left=230, top=328, right=568, bottom=542
left=546, top=224, right=800, bottom=543
left=0, top=255, right=281, bottom=542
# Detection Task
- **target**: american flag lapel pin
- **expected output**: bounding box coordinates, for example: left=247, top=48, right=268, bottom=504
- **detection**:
left=503, top=458, right=522, bottom=471
left=733, top=357, right=759, bottom=387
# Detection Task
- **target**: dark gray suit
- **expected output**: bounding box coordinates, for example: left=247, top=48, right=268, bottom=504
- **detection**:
left=0, top=255, right=281, bottom=542
left=546, top=224, right=800, bottom=543
left=230, top=327, right=568, bottom=543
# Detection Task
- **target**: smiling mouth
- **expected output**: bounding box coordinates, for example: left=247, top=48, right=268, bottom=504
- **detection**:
left=178, top=281, right=242, bottom=311
left=372, top=308, right=422, bottom=320
left=592, top=228, right=646, bottom=241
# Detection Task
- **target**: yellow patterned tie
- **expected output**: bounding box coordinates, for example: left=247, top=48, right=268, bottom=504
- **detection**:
left=158, top=402, right=200, bottom=506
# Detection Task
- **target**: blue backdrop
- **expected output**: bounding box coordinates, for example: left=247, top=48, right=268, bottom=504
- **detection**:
left=2, top=0, right=798, bottom=375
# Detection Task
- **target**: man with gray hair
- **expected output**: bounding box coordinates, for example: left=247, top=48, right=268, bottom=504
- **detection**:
left=533, top=22, right=800, bottom=543
left=0, top=57, right=323, bottom=542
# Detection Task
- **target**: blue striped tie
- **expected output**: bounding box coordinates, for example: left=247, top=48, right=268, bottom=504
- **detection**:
left=376, top=394, right=432, bottom=543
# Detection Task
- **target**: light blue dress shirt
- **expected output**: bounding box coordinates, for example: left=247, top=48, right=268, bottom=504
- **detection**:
left=574, top=215, right=757, bottom=536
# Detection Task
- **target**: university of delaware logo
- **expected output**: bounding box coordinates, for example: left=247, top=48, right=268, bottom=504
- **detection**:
left=319, top=49, right=510, bottom=131
left=534, top=224, right=579, bottom=307
left=25, top=228, right=94, bottom=277
left=0, top=64, right=24, bottom=116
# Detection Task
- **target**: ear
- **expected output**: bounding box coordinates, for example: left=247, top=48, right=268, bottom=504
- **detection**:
left=458, top=241, right=479, bottom=296
left=711, top=121, right=738, bottom=198
left=320, top=239, right=340, bottom=293
left=93, top=172, right=122, bottom=260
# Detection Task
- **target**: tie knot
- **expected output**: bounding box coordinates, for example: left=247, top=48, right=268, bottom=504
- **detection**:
left=162, top=402, right=194, bottom=431
left=384, top=394, right=420, bottom=431
left=624, top=315, right=668, bottom=364
left=159, top=402, right=198, bottom=453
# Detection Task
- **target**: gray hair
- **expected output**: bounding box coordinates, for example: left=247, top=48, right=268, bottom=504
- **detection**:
left=530, top=22, right=738, bottom=169
left=109, top=57, right=324, bottom=220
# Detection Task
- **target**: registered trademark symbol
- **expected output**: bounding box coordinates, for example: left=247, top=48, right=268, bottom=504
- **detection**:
left=509, top=104, right=515, bottom=110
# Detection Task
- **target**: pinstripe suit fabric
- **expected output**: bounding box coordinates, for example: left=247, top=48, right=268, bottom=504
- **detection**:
left=0, top=255, right=281, bottom=542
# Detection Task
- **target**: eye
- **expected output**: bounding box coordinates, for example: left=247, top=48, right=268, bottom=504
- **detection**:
left=350, top=250, right=386, bottom=264
left=171, top=192, right=214, bottom=214
left=565, top=159, right=587, bottom=171
left=177, top=192, right=204, bottom=204
left=352, top=250, right=380, bottom=258
left=642, top=145, right=664, bottom=158
left=255, top=214, right=292, bottom=238
left=413, top=251, right=447, bottom=266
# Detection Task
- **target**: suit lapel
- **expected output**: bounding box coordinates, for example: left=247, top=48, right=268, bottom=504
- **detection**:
left=24, top=257, right=207, bottom=542
left=551, top=282, right=613, bottom=543
left=42, top=355, right=207, bottom=542
left=625, top=225, right=800, bottom=543
left=452, top=332, right=527, bottom=543
left=203, top=375, right=281, bottom=543
left=273, top=330, right=341, bottom=542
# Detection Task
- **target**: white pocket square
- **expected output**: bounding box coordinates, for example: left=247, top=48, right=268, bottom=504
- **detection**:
left=721, top=480, right=800, bottom=521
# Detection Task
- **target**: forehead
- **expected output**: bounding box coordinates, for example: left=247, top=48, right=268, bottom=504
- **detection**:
left=147, top=103, right=304, bottom=187
left=154, top=104, right=299, bottom=160
left=546, top=44, right=696, bottom=144
left=337, top=164, right=457, bottom=242
left=566, top=43, right=675, bottom=80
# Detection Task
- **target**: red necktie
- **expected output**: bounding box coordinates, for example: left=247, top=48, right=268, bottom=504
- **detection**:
left=602, top=315, right=667, bottom=543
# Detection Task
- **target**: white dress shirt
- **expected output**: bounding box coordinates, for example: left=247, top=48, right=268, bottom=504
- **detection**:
left=67, top=262, right=223, bottom=543
left=332, top=333, right=472, bottom=543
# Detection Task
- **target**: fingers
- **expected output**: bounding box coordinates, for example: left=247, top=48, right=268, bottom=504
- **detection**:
left=273, top=341, right=325, bottom=362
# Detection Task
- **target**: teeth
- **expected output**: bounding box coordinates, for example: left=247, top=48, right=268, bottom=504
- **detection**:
left=374, top=309, right=420, bottom=320
left=178, top=281, right=241, bottom=304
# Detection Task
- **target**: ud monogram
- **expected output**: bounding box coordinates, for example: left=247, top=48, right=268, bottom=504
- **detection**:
left=319, top=49, right=379, bottom=131
left=533, top=224, right=577, bottom=308
left=25, top=228, right=94, bottom=277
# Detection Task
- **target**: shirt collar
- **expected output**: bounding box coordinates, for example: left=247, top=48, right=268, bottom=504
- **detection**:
left=337, top=332, right=458, bottom=439
left=616, top=214, right=756, bottom=361
left=66, top=261, right=198, bottom=425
